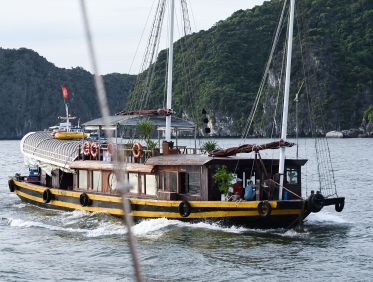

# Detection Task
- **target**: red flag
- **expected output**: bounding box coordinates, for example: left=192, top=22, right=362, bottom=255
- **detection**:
left=61, top=84, right=69, bottom=99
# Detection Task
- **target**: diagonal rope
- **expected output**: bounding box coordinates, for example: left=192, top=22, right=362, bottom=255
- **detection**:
left=79, top=1, right=143, bottom=281
left=241, top=0, right=288, bottom=142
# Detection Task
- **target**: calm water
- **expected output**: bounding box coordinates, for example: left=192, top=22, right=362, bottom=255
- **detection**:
left=1, top=138, right=372, bottom=281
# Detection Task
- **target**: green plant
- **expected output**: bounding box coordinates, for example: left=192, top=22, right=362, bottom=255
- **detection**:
left=364, top=105, right=373, bottom=123
left=137, top=120, right=155, bottom=148
left=212, top=165, right=233, bottom=195
left=201, top=140, right=219, bottom=153
left=147, top=139, right=158, bottom=150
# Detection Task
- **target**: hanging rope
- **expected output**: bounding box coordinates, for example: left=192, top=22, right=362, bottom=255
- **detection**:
left=79, top=1, right=143, bottom=281
left=296, top=2, right=337, bottom=198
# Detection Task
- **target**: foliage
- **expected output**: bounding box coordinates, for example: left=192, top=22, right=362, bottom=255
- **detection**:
left=127, top=0, right=373, bottom=135
left=0, top=48, right=136, bottom=139
left=201, top=140, right=220, bottom=153
left=1, top=0, right=372, bottom=138
left=364, top=105, right=373, bottom=123
left=136, top=120, right=155, bottom=148
left=212, top=165, right=233, bottom=195
left=147, top=139, right=158, bottom=150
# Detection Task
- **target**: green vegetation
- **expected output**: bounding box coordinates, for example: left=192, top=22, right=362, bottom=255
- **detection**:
left=0, top=48, right=135, bottom=139
left=201, top=141, right=220, bottom=153
left=364, top=105, right=373, bottom=123
left=1, top=0, right=372, bottom=138
left=212, top=165, right=233, bottom=195
left=136, top=119, right=155, bottom=148
left=127, top=0, right=372, bottom=135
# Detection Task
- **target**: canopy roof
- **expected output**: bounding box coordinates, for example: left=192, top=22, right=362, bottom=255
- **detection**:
left=83, top=115, right=195, bottom=130
left=21, top=131, right=81, bottom=169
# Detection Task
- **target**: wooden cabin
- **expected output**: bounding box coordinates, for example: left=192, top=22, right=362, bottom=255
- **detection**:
left=41, top=154, right=307, bottom=203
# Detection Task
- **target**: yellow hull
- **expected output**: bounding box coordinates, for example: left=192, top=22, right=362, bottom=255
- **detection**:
left=54, top=131, right=87, bottom=140
left=11, top=179, right=306, bottom=228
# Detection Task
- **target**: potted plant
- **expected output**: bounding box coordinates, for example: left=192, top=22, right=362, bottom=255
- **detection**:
left=136, top=119, right=158, bottom=158
left=201, top=140, right=219, bottom=154
left=212, top=165, right=233, bottom=201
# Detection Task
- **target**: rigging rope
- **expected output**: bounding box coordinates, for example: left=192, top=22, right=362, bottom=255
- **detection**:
left=296, top=2, right=337, bottom=198
left=241, top=0, right=288, bottom=142
left=128, top=0, right=166, bottom=112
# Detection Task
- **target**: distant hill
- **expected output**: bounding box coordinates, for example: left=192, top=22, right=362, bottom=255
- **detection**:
left=128, top=0, right=373, bottom=136
left=1, top=0, right=372, bottom=139
left=0, top=48, right=135, bottom=139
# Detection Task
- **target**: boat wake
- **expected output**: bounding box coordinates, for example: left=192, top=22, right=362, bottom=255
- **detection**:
left=307, top=211, right=349, bottom=225
left=7, top=209, right=313, bottom=239
left=133, top=218, right=249, bottom=236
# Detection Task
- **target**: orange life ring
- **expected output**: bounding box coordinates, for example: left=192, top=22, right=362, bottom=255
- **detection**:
left=83, top=141, right=91, bottom=156
left=90, top=142, right=99, bottom=158
left=132, top=143, right=142, bottom=158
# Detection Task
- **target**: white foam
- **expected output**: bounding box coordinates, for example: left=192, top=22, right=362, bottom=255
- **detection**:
left=281, top=229, right=309, bottom=238
left=8, top=215, right=312, bottom=239
left=182, top=221, right=248, bottom=234
left=131, top=218, right=250, bottom=235
left=132, top=218, right=175, bottom=235
left=307, top=212, right=348, bottom=224
left=86, top=222, right=126, bottom=238
left=8, top=218, right=85, bottom=233
left=60, top=210, right=90, bottom=224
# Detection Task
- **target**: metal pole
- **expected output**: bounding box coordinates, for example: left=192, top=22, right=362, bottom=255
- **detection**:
left=65, top=103, right=70, bottom=132
left=194, top=126, right=197, bottom=154
left=165, top=0, right=174, bottom=141
left=175, top=129, right=178, bottom=147
left=279, top=0, right=295, bottom=200
left=295, top=93, right=299, bottom=159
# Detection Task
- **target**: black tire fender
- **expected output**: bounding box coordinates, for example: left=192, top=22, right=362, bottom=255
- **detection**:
left=257, top=201, right=272, bottom=217
left=8, top=179, right=15, bottom=192
left=335, top=198, right=345, bottom=212
left=80, top=193, right=92, bottom=207
left=178, top=200, right=191, bottom=217
left=43, top=189, right=53, bottom=203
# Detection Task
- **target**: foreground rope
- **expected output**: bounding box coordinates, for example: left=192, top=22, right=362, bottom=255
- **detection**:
left=80, top=1, right=143, bottom=281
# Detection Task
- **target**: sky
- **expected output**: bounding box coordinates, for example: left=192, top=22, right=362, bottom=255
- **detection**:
left=0, top=0, right=265, bottom=74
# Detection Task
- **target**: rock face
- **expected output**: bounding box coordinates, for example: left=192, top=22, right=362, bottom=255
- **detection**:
left=127, top=0, right=373, bottom=136
left=0, top=48, right=135, bottom=139
left=326, top=119, right=373, bottom=138
left=358, top=118, right=373, bottom=137
left=326, top=131, right=344, bottom=138
left=341, top=128, right=361, bottom=138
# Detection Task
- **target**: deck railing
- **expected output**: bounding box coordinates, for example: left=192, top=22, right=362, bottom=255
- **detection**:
left=79, top=143, right=204, bottom=163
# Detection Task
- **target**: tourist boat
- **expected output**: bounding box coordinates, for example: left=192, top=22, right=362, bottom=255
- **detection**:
left=8, top=0, right=344, bottom=229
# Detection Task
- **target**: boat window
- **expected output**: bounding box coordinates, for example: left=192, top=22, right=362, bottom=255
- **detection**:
left=129, top=173, right=139, bottom=193
left=159, top=172, right=177, bottom=192
left=109, top=173, right=117, bottom=190
left=78, top=170, right=88, bottom=190
left=145, top=174, right=157, bottom=196
left=286, top=168, right=298, bottom=184
left=92, top=171, right=102, bottom=192
left=180, top=167, right=201, bottom=195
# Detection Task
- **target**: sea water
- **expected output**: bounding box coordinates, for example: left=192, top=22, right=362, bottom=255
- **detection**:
left=0, top=138, right=372, bottom=281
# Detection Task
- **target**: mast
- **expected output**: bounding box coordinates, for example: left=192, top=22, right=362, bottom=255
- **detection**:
left=165, top=0, right=174, bottom=141
left=65, top=103, right=70, bottom=132
left=278, top=0, right=295, bottom=200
